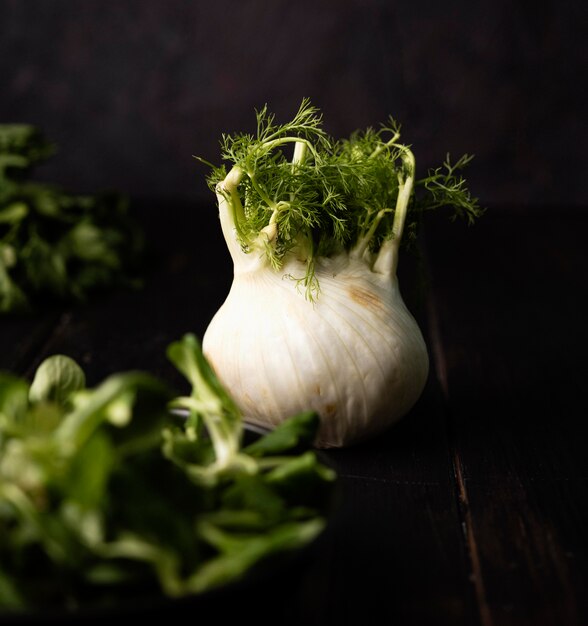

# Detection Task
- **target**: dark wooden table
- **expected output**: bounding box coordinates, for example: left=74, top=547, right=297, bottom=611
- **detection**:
left=1, top=202, right=586, bottom=625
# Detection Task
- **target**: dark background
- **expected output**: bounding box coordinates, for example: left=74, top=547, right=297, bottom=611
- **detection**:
left=2, top=4, right=588, bottom=624
left=1, top=0, right=586, bottom=208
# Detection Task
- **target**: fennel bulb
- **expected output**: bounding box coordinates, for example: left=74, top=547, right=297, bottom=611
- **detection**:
left=201, top=100, right=481, bottom=448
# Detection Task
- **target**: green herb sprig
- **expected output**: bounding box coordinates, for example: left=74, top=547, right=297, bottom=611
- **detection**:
left=0, top=125, right=144, bottom=314
left=204, top=99, right=483, bottom=299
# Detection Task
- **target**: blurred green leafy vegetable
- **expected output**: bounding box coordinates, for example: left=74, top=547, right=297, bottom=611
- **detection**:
left=0, top=124, right=144, bottom=314
left=0, top=335, right=335, bottom=612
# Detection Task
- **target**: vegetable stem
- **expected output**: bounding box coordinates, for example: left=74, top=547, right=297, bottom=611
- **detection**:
left=369, top=130, right=401, bottom=159
left=265, top=136, right=318, bottom=160
left=291, top=140, right=307, bottom=168
left=391, top=145, right=415, bottom=245
left=247, top=172, right=277, bottom=211
left=216, top=166, right=264, bottom=271
left=218, top=165, right=246, bottom=234
left=351, top=208, right=390, bottom=261
left=169, top=396, right=240, bottom=468
left=374, top=145, right=415, bottom=276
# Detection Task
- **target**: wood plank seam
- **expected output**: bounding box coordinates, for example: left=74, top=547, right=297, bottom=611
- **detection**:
left=427, top=290, right=494, bottom=626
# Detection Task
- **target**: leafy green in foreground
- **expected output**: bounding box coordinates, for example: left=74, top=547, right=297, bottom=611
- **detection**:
left=0, top=125, right=144, bottom=314
left=0, top=336, right=335, bottom=612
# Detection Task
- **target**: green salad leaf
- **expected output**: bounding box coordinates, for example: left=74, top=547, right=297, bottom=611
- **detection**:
left=28, top=355, right=86, bottom=405
left=0, top=335, right=335, bottom=612
left=0, top=124, right=144, bottom=314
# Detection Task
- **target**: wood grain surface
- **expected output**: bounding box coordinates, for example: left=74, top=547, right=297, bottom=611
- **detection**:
left=1, top=202, right=585, bottom=625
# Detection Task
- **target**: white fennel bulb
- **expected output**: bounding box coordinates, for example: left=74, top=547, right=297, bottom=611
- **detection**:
left=200, top=100, right=481, bottom=448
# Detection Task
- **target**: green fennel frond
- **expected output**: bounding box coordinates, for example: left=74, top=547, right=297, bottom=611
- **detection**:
left=418, top=153, right=484, bottom=223
left=202, top=100, right=482, bottom=293
left=220, top=99, right=328, bottom=173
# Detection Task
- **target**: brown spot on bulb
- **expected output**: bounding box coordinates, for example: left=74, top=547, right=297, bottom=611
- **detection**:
left=323, top=403, right=337, bottom=417
left=347, top=285, right=385, bottom=314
